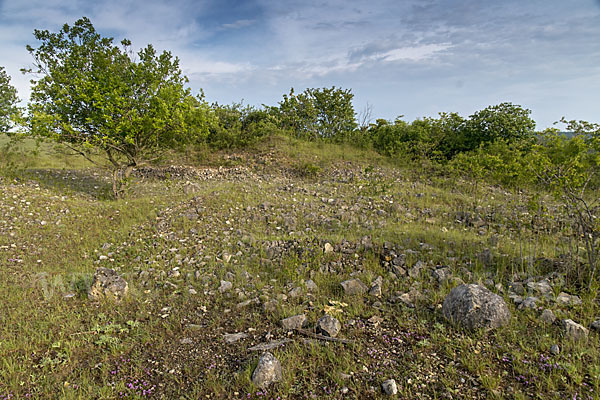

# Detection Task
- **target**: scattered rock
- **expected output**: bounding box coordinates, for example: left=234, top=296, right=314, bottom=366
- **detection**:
left=341, top=279, right=368, bottom=295
left=369, top=277, right=383, bottom=297
left=550, top=344, right=560, bottom=356
left=432, top=267, right=451, bottom=283
left=305, top=279, right=318, bottom=292
left=219, top=280, right=233, bottom=293
left=316, top=314, right=341, bottom=337
left=562, top=319, right=588, bottom=340
left=88, top=267, right=129, bottom=301
left=408, top=261, right=426, bottom=278
left=382, top=379, right=398, bottom=395
left=518, top=297, right=539, bottom=310
left=224, top=332, right=248, bottom=344
left=248, top=339, right=293, bottom=352
left=540, top=309, right=556, bottom=324
left=555, top=292, right=582, bottom=307
left=508, top=281, right=525, bottom=296
left=442, top=284, right=511, bottom=330
left=251, top=352, right=282, bottom=388
left=288, top=286, right=302, bottom=298
left=527, top=280, right=552, bottom=296
left=324, top=243, right=334, bottom=253
left=281, top=314, right=307, bottom=330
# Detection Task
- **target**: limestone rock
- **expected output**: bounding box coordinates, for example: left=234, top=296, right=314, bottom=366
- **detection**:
left=251, top=352, right=282, bottom=388
left=540, top=309, right=556, bottom=324
left=341, top=279, right=368, bottom=296
left=382, top=379, right=398, bottom=395
left=562, top=319, right=588, bottom=340
left=88, top=267, right=128, bottom=301
left=281, top=314, right=307, bottom=330
left=316, top=314, right=341, bottom=337
left=219, top=280, right=232, bottom=293
left=442, top=284, right=511, bottom=330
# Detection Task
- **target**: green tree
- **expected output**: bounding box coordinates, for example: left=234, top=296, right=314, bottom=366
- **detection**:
left=462, top=102, right=536, bottom=152
left=24, top=17, right=196, bottom=197
left=530, top=125, right=600, bottom=288
left=277, top=87, right=357, bottom=142
left=0, top=66, right=19, bottom=133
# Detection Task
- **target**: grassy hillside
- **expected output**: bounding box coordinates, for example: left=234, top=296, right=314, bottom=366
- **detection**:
left=0, top=135, right=598, bottom=399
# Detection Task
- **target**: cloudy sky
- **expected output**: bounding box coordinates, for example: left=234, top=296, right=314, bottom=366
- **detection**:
left=1, top=0, right=599, bottom=128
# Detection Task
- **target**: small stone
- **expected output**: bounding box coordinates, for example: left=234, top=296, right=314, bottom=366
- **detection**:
left=562, top=319, right=589, bottom=340
left=338, top=372, right=352, bottom=380
left=408, top=261, right=426, bottom=278
left=518, top=297, right=539, bottom=310
left=263, top=299, right=279, bottom=313
left=224, top=332, right=248, bottom=344
left=369, top=282, right=382, bottom=297
left=382, top=379, right=398, bottom=395
left=188, top=288, right=197, bottom=295
left=281, top=314, right=307, bottom=330
left=248, top=339, right=292, bottom=351
left=540, top=309, right=556, bottom=324
left=432, top=267, right=451, bottom=283
left=527, top=280, right=552, bottom=296
left=341, top=279, right=368, bottom=295
left=391, top=265, right=406, bottom=277
left=508, top=281, right=525, bottom=295
left=316, top=314, right=341, bottom=337
left=555, top=292, right=582, bottom=307
left=550, top=344, right=560, bottom=355
left=251, top=352, right=282, bottom=388
left=219, top=280, right=232, bottom=293
left=324, top=243, right=334, bottom=253
left=88, top=267, right=128, bottom=302
left=305, top=279, right=318, bottom=292
left=288, top=286, right=302, bottom=298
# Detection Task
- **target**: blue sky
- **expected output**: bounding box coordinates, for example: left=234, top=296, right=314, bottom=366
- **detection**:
left=1, top=0, right=599, bottom=128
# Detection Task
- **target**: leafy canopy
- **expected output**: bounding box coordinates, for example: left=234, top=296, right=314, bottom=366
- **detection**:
left=276, top=87, right=357, bottom=142
left=24, top=17, right=195, bottom=194
left=0, top=66, right=19, bottom=133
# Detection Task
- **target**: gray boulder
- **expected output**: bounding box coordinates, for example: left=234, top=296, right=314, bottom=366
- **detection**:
left=442, top=284, right=511, bottom=330
left=88, top=267, right=128, bottom=301
left=251, top=352, right=282, bottom=388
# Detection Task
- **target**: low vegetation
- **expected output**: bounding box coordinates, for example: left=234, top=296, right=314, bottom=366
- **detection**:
left=0, top=16, right=599, bottom=400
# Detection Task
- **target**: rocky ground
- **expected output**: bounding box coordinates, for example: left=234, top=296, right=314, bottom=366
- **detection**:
left=0, top=142, right=599, bottom=399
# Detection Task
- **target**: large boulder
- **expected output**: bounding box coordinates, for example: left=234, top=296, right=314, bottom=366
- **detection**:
left=442, top=284, right=511, bottom=330
left=88, top=267, right=128, bottom=301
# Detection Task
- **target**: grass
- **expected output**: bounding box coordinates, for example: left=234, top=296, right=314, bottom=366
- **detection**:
left=0, top=133, right=599, bottom=399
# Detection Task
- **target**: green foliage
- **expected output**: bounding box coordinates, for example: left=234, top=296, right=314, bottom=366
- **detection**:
left=0, top=66, right=19, bottom=133
left=206, top=103, right=279, bottom=149
left=450, top=139, right=535, bottom=187
left=276, top=87, right=357, bottom=142
left=24, top=17, right=195, bottom=197
left=461, top=102, right=536, bottom=153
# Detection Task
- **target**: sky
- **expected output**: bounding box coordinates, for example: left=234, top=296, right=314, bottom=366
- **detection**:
left=1, top=0, right=599, bottom=129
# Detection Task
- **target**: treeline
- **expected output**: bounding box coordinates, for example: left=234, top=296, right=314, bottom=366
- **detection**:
left=1, top=17, right=599, bottom=196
